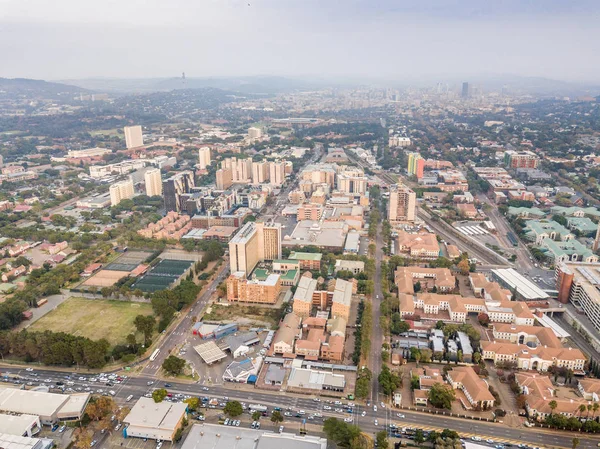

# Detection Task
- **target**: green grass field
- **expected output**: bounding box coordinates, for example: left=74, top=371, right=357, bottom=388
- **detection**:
left=29, top=297, right=153, bottom=346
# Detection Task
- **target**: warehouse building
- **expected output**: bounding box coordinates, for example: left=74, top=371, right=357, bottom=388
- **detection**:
left=123, top=397, right=187, bottom=441
left=0, top=388, right=90, bottom=426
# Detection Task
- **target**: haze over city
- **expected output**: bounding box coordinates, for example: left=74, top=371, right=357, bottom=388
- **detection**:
left=1, top=0, right=600, bottom=82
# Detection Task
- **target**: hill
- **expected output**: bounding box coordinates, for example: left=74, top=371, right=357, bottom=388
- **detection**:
left=0, top=77, right=89, bottom=96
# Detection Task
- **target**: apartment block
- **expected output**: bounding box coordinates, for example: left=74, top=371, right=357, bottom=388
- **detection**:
left=388, top=183, right=416, bottom=223
left=109, top=178, right=134, bottom=206
left=144, top=168, right=162, bottom=197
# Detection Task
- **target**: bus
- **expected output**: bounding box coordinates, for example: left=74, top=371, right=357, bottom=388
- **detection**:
left=249, top=404, right=268, bottom=412
left=149, top=349, right=160, bottom=362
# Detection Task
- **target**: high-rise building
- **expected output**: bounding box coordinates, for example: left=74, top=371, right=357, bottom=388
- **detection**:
left=251, top=161, right=269, bottom=184
left=256, top=222, right=282, bottom=261
left=163, top=171, right=194, bottom=213
left=144, top=168, right=162, bottom=197
left=198, top=147, right=211, bottom=170
left=229, top=222, right=261, bottom=277
left=216, top=168, right=233, bottom=190
left=337, top=169, right=368, bottom=194
left=248, top=127, right=262, bottom=140
left=388, top=183, right=416, bottom=223
left=407, top=153, right=425, bottom=178
left=229, top=221, right=283, bottom=276
left=124, top=125, right=144, bottom=149
left=269, top=162, right=285, bottom=187
left=109, top=178, right=134, bottom=206
left=222, top=157, right=252, bottom=183
left=0, top=154, right=3, bottom=168
left=461, top=82, right=470, bottom=99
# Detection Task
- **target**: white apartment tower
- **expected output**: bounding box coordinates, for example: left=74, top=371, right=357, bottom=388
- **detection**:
left=229, top=222, right=282, bottom=276
left=144, top=168, right=162, bottom=197
left=269, top=162, right=286, bottom=187
left=198, top=147, right=211, bottom=170
left=251, top=162, right=269, bottom=184
left=123, top=125, right=144, bottom=149
left=109, top=178, right=134, bottom=206
left=388, top=183, right=416, bottom=223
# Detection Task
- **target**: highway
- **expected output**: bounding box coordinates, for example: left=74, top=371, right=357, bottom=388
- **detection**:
left=369, top=220, right=385, bottom=404
left=1, top=367, right=595, bottom=448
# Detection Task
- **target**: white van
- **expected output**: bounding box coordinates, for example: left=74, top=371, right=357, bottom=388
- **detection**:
left=126, top=395, right=133, bottom=402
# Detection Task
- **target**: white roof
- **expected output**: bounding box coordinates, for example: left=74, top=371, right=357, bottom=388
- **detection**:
left=57, top=393, right=91, bottom=419
left=0, top=434, right=52, bottom=449
left=0, top=388, right=68, bottom=418
left=332, top=278, right=352, bottom=307
left=491, top=268, right=549, bottom=300
left=293, top=277, right=317, bottom=303
left=535, top=314, right=571, bottom=338
left=125, top=397, right=187, bottom=441
left=0, top=414, right=39, bottom=436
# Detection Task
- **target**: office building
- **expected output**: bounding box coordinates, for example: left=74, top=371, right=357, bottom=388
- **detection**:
left=248, top=127, right=262, bottom=140
left=144, top=168, right=162, bottom=197
left=269, top=162, right=286, bottom=187
left=198, top=147, right=211, bottom=170
left=66, top=147, right=111, bottom=159
left=251, top=161, right=269, bottom=184
left=461, top=82, right=469, bottom=98
left=388, top=183, right=416, bottom=223
left=109, top=178, right=134, bottom=206
left=256, top=222, right=282, bottom=261
left=163, top=171, right=194, bottom=213
left=124, top=125, right=144, bottom=149
left=216, top=168, right=233, bottom=190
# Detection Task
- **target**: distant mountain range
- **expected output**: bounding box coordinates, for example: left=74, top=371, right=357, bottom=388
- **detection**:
left=0, top=77, right=89, bottom=95
left=57, top=76, right=323, bottom=95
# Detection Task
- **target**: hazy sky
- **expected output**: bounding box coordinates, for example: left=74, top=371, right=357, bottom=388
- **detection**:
left=1, top=0, right=599, bottom=82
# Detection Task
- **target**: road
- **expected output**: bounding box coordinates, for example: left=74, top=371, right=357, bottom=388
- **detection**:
left=1, top=367, right=595, bottom=449
left=140, top=263, right=230, bottom=376
left=369, top=220, right=385, bottom=404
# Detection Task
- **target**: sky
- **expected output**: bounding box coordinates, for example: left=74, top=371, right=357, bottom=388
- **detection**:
left=1, top=0, right=599, bottom=83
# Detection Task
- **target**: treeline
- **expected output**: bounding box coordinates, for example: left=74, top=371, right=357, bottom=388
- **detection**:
left=0, top=330, right=109, bottom=368
left=151, top=280, right=201, bottom=331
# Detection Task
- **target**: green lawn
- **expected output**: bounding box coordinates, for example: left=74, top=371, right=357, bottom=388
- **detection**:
left=29, top=297, right=154, bottom=346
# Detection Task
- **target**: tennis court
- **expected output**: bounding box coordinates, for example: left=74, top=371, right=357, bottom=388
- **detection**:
left=104, top=250, right=153, bottom=272
left=132, top=258, right=193, bottom=292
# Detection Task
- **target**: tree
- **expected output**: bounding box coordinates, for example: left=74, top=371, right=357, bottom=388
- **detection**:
left=162, top=355, right=186, bottom=376
left=133, top=314, right=155, bottom=346
left=457, top=258, right=470, bottom=275
left=428, top=383, right=456, bottom=409
left=73, top=428, right=93, bottom=449
left=549, top=400, right=558, bottom=415
left=572, top=438, right=580, bottom=449
left=184, top=397, right=199, bottom=411
left=414, top=429, right=425, bottom=444
left=152, top=388, right=168, bottom=403
left=270, top=410, right=284, bottom=424
left=375, top=430, right=389, bottom=449
left=252, top=411, right=262, bottom=421
left=323, top=418, right=361, bottom=448
left=578, top=404, right=587, bottom=420
left=477, top=313, right=490, bottom=326
left=224, top=401, right=243, bottom=417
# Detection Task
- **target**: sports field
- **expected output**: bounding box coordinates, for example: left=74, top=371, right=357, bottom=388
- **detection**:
left=132, top=258, right=193, bottom=293
left=28, top=297, right=154, bottom=346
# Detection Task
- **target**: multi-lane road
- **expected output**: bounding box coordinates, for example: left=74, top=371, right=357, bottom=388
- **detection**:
left=2, top=367, right=595, bottom=449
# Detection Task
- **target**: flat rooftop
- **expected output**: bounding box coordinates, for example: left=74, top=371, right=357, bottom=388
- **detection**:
left=491, top=268, right=549, bottom=300
left=181, top=424, right=327, bottom=449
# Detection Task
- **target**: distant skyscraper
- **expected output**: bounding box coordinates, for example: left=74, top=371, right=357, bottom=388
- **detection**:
left=461, top=82, right=470, bottom=99
left=109, top=178, right=134, bottom=206
left=144, top=168, right=162, bottom=197
left=216, top=168, right=233, bottom=190
left=163, top=171, right=194, bottom=212
left=198, top=147, right=211, bottom=170
left=0, top=154, right=3, bottom=168
left=124, top=125, right=144, bottom=149
left=251, top=161, right=269, bottom=184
